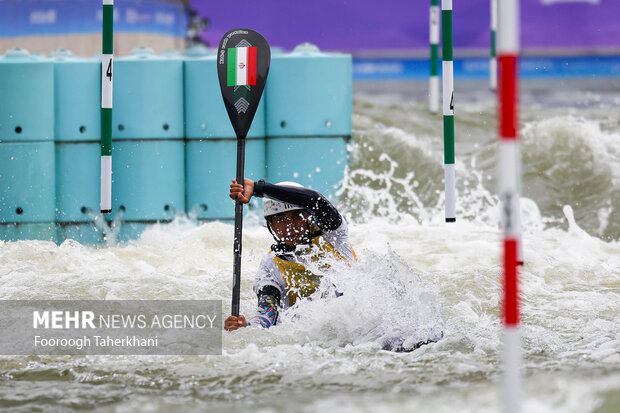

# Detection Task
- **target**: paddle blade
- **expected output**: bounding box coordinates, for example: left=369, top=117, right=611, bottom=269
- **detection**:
left=217, top=29, right=271, bottom=139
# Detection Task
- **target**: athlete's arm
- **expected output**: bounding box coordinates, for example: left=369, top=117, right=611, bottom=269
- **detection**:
left=247, top=285, right=280, bottom=329
left=224, top=288, right=279, bottom=330
left=229, top=178, right=342, bottom=231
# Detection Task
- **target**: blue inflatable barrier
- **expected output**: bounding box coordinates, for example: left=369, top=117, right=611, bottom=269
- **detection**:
left=0, top=48, right=54, bottom=142
left=55, top=142, right=102, bottom=244
left=113, top=47, right=184, bottom=140
left=0, top=142, right=56, bottom=241
left=184, top=48, right=266, bottom=220
left=112, top=140, right=184, bottom=220
left=52, top=49, right=103, bottom=244
left=0, top=48, right=56, bottom=241
left=0, top=45, right=353, bottom=243
left=265, top=44, right=351, bottom=198
left=109, top=47, right=185, bottom=240
left=53, top=50, right=100, bottom=142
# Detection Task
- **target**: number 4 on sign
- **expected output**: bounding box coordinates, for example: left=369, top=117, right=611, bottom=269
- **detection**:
left=106, top=59, right=113, bottom=81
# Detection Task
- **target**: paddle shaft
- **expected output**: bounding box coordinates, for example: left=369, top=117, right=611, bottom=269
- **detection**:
left=232, top=138, right=246, bottom=317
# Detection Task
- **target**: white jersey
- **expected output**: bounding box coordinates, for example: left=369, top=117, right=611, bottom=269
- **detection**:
left=253, top=217, right=354, bottom=309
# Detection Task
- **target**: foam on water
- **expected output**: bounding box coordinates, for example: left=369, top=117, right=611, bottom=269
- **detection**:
left=269, top=248, right=444, bottom=351
left=350, top=91, right=620, bottom=240
left=0, top=85, right=619, bottom=412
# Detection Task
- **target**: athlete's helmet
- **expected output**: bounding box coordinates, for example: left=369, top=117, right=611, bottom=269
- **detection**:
left=263, top=181, right=306, bottom=218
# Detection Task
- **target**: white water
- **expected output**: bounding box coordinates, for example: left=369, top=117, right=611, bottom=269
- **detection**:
left=0, top=82, right=619, bottom=412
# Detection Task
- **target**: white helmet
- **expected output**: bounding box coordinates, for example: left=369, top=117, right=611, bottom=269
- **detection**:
left=263, top=181, right=306, bottom=218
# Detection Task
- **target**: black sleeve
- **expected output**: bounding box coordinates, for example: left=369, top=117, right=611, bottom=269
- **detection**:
left=253, top=180, right=342, bottom=231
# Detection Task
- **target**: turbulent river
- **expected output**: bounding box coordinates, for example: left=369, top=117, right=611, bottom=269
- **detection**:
left=0, top=79, right=619, bottom=412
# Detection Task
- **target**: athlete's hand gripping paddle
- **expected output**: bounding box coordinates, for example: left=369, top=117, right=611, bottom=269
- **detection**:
left=217, top=29, right=270, bottom=317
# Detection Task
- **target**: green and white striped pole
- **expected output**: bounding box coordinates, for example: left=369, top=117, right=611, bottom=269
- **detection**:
left=100, top=0, right=113, bottom=214
left=429, top=0, right=440, bottom=113
left=490, top=0, right=498, bottom=91
left=442, top=0, right=455, bottom=223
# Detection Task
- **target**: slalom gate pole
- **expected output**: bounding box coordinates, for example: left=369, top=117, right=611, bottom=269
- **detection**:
left=490, top=0, right=498, bottom=91
left=498, top=0, right=522, bottom=412
left=429, top=0, right=440, bottom=114
left=442, top=0, right=455, bottom=223
left=100, top=0, right=113, bottom=214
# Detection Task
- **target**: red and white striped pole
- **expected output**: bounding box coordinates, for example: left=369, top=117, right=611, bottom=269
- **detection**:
left=498, top=1, right=521, bottom=413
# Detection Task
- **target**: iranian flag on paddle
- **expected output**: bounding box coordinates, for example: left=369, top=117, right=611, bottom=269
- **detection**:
left=227, top=47, right=257, bottom=86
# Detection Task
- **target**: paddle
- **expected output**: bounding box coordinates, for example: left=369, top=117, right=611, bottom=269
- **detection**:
left=217, top=29, right=270, bottom=317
